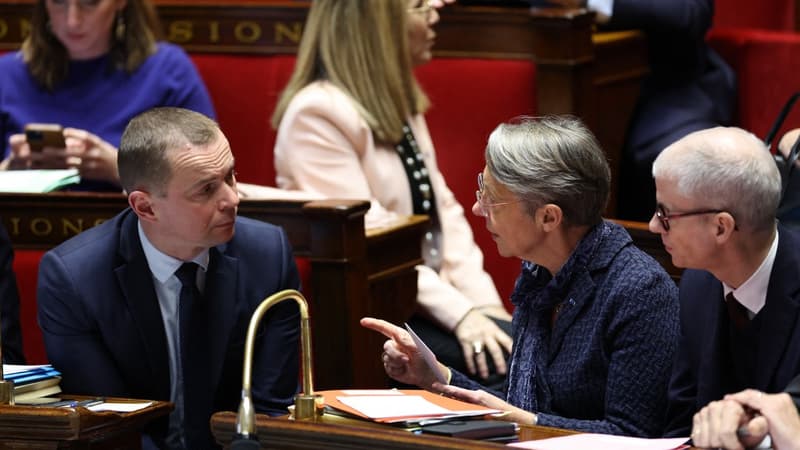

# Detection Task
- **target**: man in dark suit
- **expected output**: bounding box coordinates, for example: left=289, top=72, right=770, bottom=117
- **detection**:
left=0, top=219, right=25, bottom=364
left=37, top=107, right=301, bottom=450
left=544, top=0, right=736, bottom=220
left=648, top=126, right=800, bottom=441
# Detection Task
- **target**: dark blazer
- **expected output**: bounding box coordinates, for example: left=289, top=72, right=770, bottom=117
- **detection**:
left=0, top=219, right=24, bottom=364
left=610, top=0, right=737, bottom=220
left=37, top=209, right=301, bottom=448
left=786, top=373, right=800, bottom=411
left=665, top=225, right=800, bottom=436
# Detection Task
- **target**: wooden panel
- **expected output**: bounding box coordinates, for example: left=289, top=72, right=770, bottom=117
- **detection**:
left=0, top=193, right=428, bottom=389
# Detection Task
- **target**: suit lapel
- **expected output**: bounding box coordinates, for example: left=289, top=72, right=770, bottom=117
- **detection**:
left=697, top=281, right=730, bottom=403
left=205, top=246, right=239, bottom=391
left=755, top=234, right=800, bottom=388
left=114, top=211, right=171, bottom=398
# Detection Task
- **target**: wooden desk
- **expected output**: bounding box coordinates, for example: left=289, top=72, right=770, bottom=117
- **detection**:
left=0, top=192, right=428, bottom=389
left=0, top=398, right=171, bottom=450
left=210, top=411, right=575, bottom=449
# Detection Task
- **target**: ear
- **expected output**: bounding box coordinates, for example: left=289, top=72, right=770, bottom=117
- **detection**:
left=539, top=203, right=563, bottom=232
left=128, top=190, right=156, bottom=223
left=713, top=212, right=737, bottom=244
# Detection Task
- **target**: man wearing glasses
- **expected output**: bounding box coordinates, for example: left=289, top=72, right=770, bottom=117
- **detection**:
left=651, top=126, right=800, bottom=443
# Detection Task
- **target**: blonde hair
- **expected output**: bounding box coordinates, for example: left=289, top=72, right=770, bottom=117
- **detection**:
left=272, top=0, right=429, bottom=144
left=22, top=0, right=162, bottom=91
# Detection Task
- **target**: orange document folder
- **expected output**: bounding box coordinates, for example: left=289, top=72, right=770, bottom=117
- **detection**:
left=318, top=389, right=502, bottom=424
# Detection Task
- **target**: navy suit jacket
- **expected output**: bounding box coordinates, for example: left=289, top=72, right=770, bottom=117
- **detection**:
left=0, top=218, right=24, bottom=364
left=665, top=225, right=800, bottom=436
left=37, top=209, right=301, bottom=448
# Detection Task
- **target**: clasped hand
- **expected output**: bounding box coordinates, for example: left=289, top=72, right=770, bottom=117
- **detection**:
left=4, top=128, right=120, bottom=185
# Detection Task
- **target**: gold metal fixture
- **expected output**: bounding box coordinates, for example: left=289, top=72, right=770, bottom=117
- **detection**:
left=235, top=289, right=322, bottom=440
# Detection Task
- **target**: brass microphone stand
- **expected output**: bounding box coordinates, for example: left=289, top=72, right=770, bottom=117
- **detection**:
left=232, top=289, right=323, bottom=448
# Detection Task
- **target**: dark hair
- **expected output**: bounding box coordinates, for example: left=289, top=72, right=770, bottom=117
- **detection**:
left=22, top=0, right=162, bottom=91
left=119, top=107, right=219, bottom=195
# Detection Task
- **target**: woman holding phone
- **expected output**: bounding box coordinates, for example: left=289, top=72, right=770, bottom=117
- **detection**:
left=0, top=0, right=214, bottom=191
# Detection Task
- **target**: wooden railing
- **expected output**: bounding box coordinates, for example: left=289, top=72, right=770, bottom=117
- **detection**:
left=0, top=192, right=429, bottom=389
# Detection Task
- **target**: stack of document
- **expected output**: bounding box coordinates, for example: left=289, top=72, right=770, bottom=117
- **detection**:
left=0, top=169, right=80, bottom=193
left=3, top=364, right=62, bottom=403
left=319, top=389, right=502, bottom=426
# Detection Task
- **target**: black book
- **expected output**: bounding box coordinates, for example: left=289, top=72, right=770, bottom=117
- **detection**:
left=420, top=420, right=517, bottom=440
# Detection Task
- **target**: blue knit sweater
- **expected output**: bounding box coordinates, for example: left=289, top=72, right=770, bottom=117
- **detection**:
left=0, top=43, right=215, bottom=190
left=450, top=221, right=679, bottom=437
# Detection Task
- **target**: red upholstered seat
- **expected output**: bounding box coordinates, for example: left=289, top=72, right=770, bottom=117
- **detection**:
left=417, top=58, right=537, bottom=303
left=708, top=28, right=800, bottom=141
left=714, top=0, right=796, bottom=31
left=190, top=53, right=297, bottom=186
left=708, top=0, right=800, bottom=145
left=11, top=250, right=47, bottom=364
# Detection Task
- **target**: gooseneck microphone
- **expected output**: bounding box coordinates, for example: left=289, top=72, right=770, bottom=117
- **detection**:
left=230, top=289, right=323, bottom=449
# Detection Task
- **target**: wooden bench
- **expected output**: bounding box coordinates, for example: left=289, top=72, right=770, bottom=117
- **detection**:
left=0, top=0, right=648, bottom=303
left=1, top=192, right=428, bottom=389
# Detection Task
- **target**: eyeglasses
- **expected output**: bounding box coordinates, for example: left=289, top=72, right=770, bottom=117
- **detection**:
left=475, top=173, right=521, bottom=217
left=654, top=204, right=726, bottom=231
left=407, top=0, right=434, bottom=18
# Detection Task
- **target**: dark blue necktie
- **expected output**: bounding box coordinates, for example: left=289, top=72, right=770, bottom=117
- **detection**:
left=175, top=262, right=213, bottom=449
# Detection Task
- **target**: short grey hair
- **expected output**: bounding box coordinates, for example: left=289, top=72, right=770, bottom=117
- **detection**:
left=485, top=116, right=610, bottom=226
left=652, top=126, right=780, bottom=231
left=119, top=107, right=220, bottom=195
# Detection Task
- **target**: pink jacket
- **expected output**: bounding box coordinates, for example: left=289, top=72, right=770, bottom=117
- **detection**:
left=274, top=81, right=502, bottom=330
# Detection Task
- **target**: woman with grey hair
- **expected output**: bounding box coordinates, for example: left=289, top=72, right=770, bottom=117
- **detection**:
left=363, top=116, right=679, bottom=437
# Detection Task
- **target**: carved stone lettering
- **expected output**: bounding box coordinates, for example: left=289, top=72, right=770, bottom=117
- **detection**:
left=20, top=18, right=30, bottom=39
left=30, top=218, right=53, bottom=237
left=234, top=21, right=261, bottom=43
left=61, top=218, right=84, bottom=236
left=8, top=218, right=20, bottom=236
left=168, top=20, right=193, bottom=43
left=209, top=20, right=220, bottom=43
left=274, top=22, right=302, bottom=44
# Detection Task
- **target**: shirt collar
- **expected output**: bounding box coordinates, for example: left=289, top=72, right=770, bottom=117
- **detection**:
left=723, top=230, right=779, bottom=316
left=137, top=220, right=210, bottom=283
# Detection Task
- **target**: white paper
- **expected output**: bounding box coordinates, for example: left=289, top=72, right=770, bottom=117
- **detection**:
left=3, top=364, right=52, bottom=375
left=340, top=389, right=404, bottom=396
left=0, top=169, right=80, bottom=193
left=404, top=322, right=447, bottom=384
left=88, top=401, right=153, bottom=413
left=337, top=395, right=450, bottom=419
left=508, top=433, right=690, bottom=450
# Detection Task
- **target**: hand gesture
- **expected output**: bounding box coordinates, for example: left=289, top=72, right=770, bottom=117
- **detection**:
left=360, top=317, right=449, bottom=390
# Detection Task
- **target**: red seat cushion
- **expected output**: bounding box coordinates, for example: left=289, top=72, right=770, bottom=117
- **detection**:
left=416, top=58, right=537, bottom=304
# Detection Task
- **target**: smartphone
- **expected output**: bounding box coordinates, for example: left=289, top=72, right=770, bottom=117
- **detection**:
left=24, top=123, right=66, bottom=152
